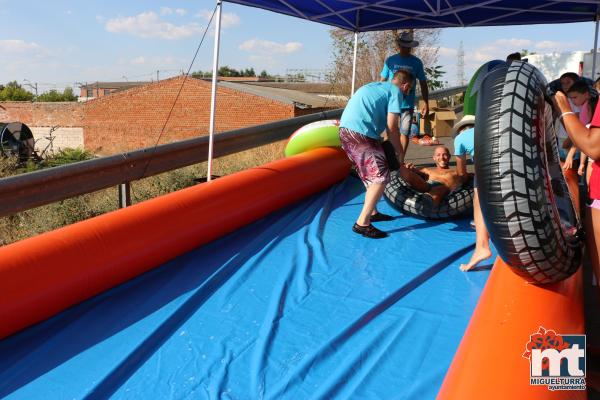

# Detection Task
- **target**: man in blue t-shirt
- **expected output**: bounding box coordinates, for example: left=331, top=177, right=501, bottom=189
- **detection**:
left=380, top=31, right=429, bottom=164
left=339, top=69, right=413, bottom=239
left=453, top=123, right=492, bottom=272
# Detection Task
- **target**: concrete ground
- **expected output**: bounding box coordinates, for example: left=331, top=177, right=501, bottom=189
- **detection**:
left=403, top=135, right=474, bottom=172
left=404, top=135, right=454, bottom=166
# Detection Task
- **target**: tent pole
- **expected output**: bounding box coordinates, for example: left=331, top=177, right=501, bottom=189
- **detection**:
left=207, top=0, right=223, bottom=182
left=351, top=32, right=358, bottom=95
left=592, top=15, right=599, bottom=80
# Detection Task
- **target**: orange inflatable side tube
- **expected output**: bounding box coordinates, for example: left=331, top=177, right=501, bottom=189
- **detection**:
left=438, top=258, right=585, bottom=400
left=0, top=147, right=350, bottom=340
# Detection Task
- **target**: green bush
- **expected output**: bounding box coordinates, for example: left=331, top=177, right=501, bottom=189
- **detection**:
left=44, top=148, right=95, bottom=167
left=36, top=87, right=78, bottom=102
left=0, top=81, right=34, bottom=101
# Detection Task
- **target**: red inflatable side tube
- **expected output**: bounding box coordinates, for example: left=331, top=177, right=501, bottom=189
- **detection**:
left=438, top=258, right=585, bottom=400
left=0, top=147, right=350, bottom=340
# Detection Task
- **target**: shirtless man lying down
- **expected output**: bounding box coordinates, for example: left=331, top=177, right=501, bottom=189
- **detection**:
left=398, top=146, right=467, bottom=208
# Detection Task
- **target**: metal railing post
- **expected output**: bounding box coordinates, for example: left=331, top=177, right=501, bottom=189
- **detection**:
left=351, top=32, right=358, bottom=95
left=118, top=182, right=131, bottom=208
left=207, top=0, right=223, bottom=182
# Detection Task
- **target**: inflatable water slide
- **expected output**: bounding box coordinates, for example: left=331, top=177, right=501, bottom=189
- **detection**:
left=0, top=61, right=587, bottom=399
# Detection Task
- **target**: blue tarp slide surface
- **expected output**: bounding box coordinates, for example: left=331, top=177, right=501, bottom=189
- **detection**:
left=0, top=176, right=492, bottom=399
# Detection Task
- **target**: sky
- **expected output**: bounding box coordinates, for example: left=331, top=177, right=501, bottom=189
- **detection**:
left=0, top=0, right=598, bottom=93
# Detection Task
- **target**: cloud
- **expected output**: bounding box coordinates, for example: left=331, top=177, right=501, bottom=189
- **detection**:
left=494, top=38, right=532, bottom=48
left=0, top=39, right=45, bottom=56
left=130, top=56, right=146, bottom=65
left=196, top=9, right=240, bottom=28
left=121, top=55, right=185, bottom=67
left=160, top=7, right=186, bottom=16
left=239, top=39, right=302, bottom=55
left=462, top=37, right=583, bottom=66
left=240, top=40, right=303, bottom=71
left=248, top=55, right=281, bottom=69
left=467, top=38, right=533, bottom=63
left=534, top=40, right=580, bottom=51
left=105, top=11, right=202, bottom=39
left=437, top=47, right=458, bottom=58
left=0, top=41, right=76, bottom=83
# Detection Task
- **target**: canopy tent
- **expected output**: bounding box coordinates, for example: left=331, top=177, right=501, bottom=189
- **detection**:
left=222, top=0, right=600, bottom=31
left=205, top=0, right=600, bottom=180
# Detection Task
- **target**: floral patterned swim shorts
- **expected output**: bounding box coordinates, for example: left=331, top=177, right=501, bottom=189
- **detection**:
left=339, top=127, right=390, bottom=186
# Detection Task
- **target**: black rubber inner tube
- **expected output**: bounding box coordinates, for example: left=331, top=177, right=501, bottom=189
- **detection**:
left=384, top=171, right=474, bottom=220
left=475, top=61, right=582, bottom=284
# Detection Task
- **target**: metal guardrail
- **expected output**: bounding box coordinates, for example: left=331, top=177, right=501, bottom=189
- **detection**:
left=0, top=85, right=466, bottom=218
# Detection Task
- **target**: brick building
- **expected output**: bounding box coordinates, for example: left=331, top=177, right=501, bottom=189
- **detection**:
left=1, top=76, right=337, bottom=156
left=79, top=82, right=150, bottom=100
left=82, top=76, right=335, bottom=154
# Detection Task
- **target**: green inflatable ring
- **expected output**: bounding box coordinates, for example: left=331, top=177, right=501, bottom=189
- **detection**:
left=284, top=120, right=341, bottom=157
left=463, top=59, right=505, bottom=116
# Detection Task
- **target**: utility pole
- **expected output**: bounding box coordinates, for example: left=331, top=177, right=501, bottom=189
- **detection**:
left=157, top=70, right=160, bottom=81
left=457, top=41, right=465, bottom=86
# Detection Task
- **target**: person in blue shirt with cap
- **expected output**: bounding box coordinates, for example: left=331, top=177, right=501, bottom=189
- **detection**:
left=339, top=69, right=413, bottom=239
left=380, top=31, right=429, bottom=164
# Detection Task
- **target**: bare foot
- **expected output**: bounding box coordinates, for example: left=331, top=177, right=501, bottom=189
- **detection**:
left=460, top=247, right=492, bottom=271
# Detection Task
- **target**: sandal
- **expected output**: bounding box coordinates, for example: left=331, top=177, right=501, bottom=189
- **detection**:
left=371, top=212, right=395, bottom=222
left=352, top=223, right=388, bottom=239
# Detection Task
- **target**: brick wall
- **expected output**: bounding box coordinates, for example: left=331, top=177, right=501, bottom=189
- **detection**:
left=1, top=78, right=334, bottom=156
left=31, top=127, right=84, bottom=153
left=0, top=102, right=83, bottom=127
left=83, top=76, right=297, bottom=155
left=1, top=102, right=85, bottom=153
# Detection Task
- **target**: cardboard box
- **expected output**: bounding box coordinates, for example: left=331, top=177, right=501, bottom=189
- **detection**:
left=418, top=100, right=457, bottom=137
left=419, top=99, right=438, bottom=109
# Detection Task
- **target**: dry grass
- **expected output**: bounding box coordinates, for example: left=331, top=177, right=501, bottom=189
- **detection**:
left=0, top=140, right=287, bottom=246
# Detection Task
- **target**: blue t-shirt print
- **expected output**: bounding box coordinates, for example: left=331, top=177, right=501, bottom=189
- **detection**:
left=380, top=54, right=426, bottom=110
left=453, top=127, right=475, bottom=159
left=339, top=81, right=402, bottom=140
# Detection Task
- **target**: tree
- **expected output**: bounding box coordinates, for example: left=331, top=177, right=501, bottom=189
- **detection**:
left=0, top=81, right=34, bottom=101
left=192, top=67, right=266, bottom=79
left=242, top=68, right=256, bottom=77
left=191, top=70, right=211, bottom=78
left=521, top=49, right=537, bottom=57
left=37, top=87, right=78, bottom=102
left=218, top=66, right=241, bottom=77
left=62, top=87, right=77, bottom=101
left=260, top=70, right=269, bottom=78
left=424, top=65, right=447, bottom=90
left=328, top=29, right=441, bottom=95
